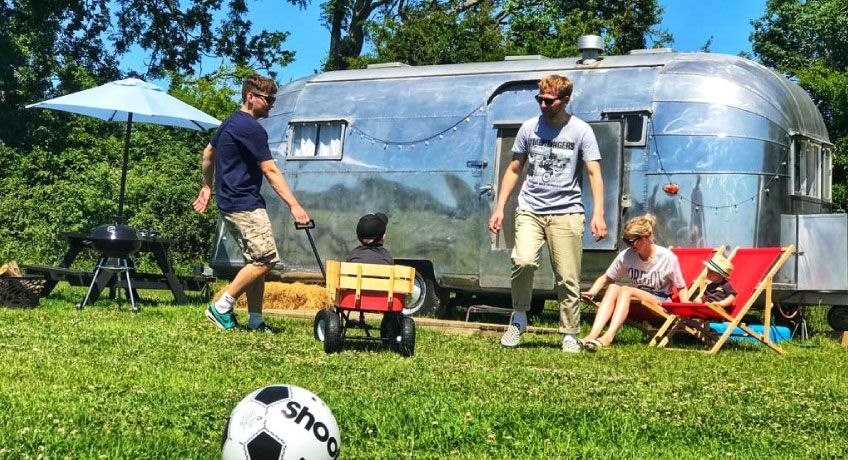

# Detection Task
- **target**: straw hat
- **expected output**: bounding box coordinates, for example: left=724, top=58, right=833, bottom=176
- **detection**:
left=704, top=254, right=733, bottom=278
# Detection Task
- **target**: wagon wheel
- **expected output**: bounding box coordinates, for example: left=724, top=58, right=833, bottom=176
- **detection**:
left=827, top=306, right=848, bottom=332
left=323, top=310, right=344, bottom=354
left=397, top=316, right=416, bottom=357
left=313, top=309, right=330, bottom=342
left=380, top=313, right=401, bottom=347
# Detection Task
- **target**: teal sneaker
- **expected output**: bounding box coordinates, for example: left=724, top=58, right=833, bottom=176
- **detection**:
left=205, top=305, right=238, bottom=330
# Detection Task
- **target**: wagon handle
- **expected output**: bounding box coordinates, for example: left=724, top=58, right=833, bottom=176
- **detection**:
left=294, top=220, right=325, bottom=279
left=294, top=219, right=316, bottom=230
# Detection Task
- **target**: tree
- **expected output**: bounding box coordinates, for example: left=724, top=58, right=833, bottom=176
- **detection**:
left=359, top=0, right=670, bottom=68
left=0, top=0, right=300, bottom=149
left=751, top=0, right=848, bottom=210
left=363, top=0, right=509, bottom=66
left=0, top=69, right=243, bottom=271
left=321, top=0, right=401, bottom=71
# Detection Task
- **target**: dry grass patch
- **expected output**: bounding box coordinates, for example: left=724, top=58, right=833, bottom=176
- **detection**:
left=214, top=281, right=333, bottom=310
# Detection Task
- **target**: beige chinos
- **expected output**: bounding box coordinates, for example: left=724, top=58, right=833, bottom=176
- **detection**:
left=511, top=210, right=585, bottom=334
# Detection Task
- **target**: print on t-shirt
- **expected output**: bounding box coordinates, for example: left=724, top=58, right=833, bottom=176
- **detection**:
left=526, top=138, right=577, bottom=187
left=628, top=267, right=664, bottom=292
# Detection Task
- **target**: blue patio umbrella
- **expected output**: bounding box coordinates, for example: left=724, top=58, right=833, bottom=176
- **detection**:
left=27, top=77, right=221, bottom=223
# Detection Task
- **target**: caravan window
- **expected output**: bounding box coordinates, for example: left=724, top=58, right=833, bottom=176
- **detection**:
left=602, top=112, right=648, bottom=147
left=287, top=121, right=346, bottom=159
left=793, top=139, right=823, bottom=199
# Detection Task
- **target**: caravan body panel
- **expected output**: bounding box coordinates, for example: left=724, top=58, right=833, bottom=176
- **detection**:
left=210, top=50, right=842, bottom=309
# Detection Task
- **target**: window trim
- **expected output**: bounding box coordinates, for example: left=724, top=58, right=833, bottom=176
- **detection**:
left=601, top=111, right=650, bottom=147
left=286, top=120, right=348, bottom=160
left=791, top=136, right=830, bottom=201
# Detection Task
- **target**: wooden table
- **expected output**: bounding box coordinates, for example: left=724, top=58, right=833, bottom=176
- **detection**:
left=24, top=232, right=212, bottom=304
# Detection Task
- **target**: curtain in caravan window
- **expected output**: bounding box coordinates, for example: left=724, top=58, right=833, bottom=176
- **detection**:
left=316, top=122, right=343, bottom=157
left=823, top=147, right=833, bottom=201
left=805, top=141, right=821, bottom=198
left=293, top=123, right=318, bottom=157
left=794, top=139, right=808, bottom=195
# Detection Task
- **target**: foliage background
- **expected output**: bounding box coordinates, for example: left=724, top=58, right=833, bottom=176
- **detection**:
left=1, top=0, right=845, bottom=273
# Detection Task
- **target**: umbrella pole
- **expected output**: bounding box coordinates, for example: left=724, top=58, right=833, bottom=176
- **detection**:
left=118, top=113, right=133, bottom=224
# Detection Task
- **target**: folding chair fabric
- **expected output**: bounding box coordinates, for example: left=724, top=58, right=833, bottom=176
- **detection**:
left=656, top=245, right=794, bottom=354
left=627, top=246, right=722, bottom=334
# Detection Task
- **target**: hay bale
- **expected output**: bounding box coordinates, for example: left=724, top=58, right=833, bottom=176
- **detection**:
left=214, top=282, right=333, bottom=311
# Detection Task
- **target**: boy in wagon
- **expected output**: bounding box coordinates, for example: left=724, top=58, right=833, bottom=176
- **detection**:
left=346, top=212, right=393, bottom=265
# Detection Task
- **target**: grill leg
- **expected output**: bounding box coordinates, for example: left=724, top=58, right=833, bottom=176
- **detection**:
left=78, top=257, right=106, bottom=310
left=78, top=256, right=137, bottom=313
left=121, top=259, right=138, bottom=313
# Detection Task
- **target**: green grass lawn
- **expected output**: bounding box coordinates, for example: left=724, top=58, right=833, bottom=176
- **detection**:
left=1, top=286, right=847, bottom=459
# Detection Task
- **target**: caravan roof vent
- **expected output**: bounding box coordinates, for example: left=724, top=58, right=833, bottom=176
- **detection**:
left=366, top=62, right=410, bottom=69
left=504, top=55, right=549, bottom=61
left=577, top=35, right=604, bottom=64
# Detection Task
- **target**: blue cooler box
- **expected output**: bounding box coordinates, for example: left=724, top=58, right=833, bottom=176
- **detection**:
left=708, top=323, right=791, bottom=343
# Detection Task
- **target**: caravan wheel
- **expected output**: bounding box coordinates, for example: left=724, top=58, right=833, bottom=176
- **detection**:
left=827, top=306, right=848, bottom=332
left=403, top=271, right=447, bottom=318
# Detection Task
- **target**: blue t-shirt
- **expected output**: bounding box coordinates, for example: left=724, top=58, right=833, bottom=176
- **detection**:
left=210, top=110, right=274, bottom=212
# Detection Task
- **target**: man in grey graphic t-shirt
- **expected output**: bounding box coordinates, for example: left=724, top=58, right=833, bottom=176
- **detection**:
left=488, top=74, right=608, bottom=353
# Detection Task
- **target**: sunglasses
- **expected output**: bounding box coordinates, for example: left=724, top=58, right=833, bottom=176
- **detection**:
left=251, top=92, right=276, bottom=105
left=622, top=236, right=640, bottom=247
left=534, top=94, right=560, bottom=106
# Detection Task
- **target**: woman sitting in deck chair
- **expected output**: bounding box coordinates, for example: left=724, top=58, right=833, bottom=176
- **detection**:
left=580, top=213, right=690, bottom=350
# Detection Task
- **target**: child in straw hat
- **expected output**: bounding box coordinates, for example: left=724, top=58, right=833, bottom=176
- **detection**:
left=694, top=253, right=737, bottom=309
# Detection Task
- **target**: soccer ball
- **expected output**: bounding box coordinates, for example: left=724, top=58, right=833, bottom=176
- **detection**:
left=221, top=384, right=340, bottom=460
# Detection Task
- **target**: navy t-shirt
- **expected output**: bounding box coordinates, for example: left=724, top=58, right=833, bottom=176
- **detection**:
left=210, top=111, right=274, bottom=212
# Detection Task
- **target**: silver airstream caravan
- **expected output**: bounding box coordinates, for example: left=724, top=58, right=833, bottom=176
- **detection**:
left=210, top=36, right=848, bottom=327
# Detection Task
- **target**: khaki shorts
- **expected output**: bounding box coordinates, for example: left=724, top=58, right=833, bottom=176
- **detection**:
left=222, top=208, right=280, bottom=265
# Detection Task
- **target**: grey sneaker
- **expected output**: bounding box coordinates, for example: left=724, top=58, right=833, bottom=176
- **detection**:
left=205, top=305, right=238, bottom=330
left=500, top=323, right=523, bottom=348
left=562, top=335, right=582, bottom=353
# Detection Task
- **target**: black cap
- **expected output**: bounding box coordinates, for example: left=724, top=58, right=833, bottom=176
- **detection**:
left=356, top=213, right=388, bottom=240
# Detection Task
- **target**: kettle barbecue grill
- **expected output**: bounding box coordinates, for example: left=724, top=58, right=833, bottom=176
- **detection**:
left=79, top=224, right=142, bottom=312
left=88, top=224, right=142, bottom=257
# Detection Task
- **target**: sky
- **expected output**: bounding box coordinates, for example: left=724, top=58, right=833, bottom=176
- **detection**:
left=127, top=0, right=769, bottom=84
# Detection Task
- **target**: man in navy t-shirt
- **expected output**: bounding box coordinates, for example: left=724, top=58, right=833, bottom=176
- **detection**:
left=193, top=74, right=310, bottom=332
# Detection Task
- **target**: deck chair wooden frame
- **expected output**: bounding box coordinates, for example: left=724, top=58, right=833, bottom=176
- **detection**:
left=654, top=245, right=794, bottom=355
left=626, top=246, right=725, bottom=345
left=325, top=260, right=416, bottom=312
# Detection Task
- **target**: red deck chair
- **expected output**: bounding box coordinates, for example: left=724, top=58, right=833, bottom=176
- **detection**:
left=654, top=245, right=794, bottom=354
left=626, top=246, right=723, bottom=344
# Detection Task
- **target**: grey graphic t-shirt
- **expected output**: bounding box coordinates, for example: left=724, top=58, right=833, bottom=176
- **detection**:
left=513, top=115, right=601, bottom=214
